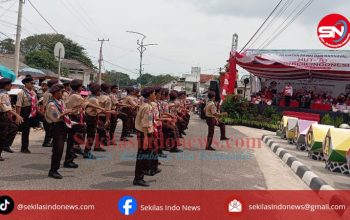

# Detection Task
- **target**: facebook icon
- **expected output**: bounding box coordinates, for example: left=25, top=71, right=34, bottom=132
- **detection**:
left=118, top=196, right=137, bottom=216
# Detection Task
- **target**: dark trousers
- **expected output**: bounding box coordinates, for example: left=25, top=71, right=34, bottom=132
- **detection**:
left=50, top=122, right=68, bottom=172
left=43, top=120, right=52, bottom=145
left=85, top=115, right=97, bottom=152
left=285, top=96, right=291, bottom=107
left=67, top=116, right=86, bottom=158
left=135, top=131, right=157, bottom=180
left=96, top=115, right=108, bottom=148
left=206, top=117, right=226, bottom=148
left=162, top=122, right=178, bottom=149
left=68, top=115, right=86, bottom=152
left=109, top=114, right=118, bottom=140
left=0, top=113, right=18, bottom=150
left=20, top=106, right=31, bottom=150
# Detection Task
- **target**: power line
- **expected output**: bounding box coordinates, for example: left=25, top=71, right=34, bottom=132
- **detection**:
left=27, top=0, right=58, bottom=33
left=249, top=0, right=294, bottom=49
left=259, top=0, right=314, bottom=49
left=239, top=0, right=284, bottom=53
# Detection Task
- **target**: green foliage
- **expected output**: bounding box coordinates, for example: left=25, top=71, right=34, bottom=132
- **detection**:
left=105, top=70, right=136, bottom=88
left=334, top=116, right=345, bottom=128
left=321, top=114, right=334, bottom=126
left=25, top=50, right=58, bottom=71
left=21, top=34, right=94, bottom=68
left=221, top=94, right=242, bottom=118
left=0, top=38, right=15, bottom=54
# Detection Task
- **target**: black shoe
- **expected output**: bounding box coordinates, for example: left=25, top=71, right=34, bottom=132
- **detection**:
left=127, top=134, right=134, bottom=138
left=63, top=162, right=79, bottom=169
left=120, top=137, right=129, bottom=141
left=205, top=146, right=216, bottom=151
left=42, top=143, right=52, bottom=147
left=3, top=147, right=14, bottom=153
left=133, top=179, right=150, bottom=187
left=94, top=147, right=106, bottom=152
left=0, top=156, right=4, bottom=161
left=181, top=131, right=187, bottom=136
left=170, top=148, right=183, bottom=153
left=83, top=152, right=97, bottom=159
left=48, top=171, right=63, bottom=179
left=21, top=149, right=31, bottom=154
left=158, top=153, right=168, bottom=158
left=220, top=137, right=230, bottom=141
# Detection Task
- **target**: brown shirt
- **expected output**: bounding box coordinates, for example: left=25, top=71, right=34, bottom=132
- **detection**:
left=65, top=93, right=89, bottom=115
left=135, top=102, right=154, bottom=133
left=123, top=95, right=138, bottom=107
left=42, top=91, right=52, bottom=108
left=45, top=99, right=65, bottom=123
left=85, top=96, right=101, bottom=116
left=205, top=101, right=216, bottom=118
left=0, top=91, right=12, bottom=112
left=16, top=89, right=37, bottom=108
left=110, top=93, right=118, bottom=109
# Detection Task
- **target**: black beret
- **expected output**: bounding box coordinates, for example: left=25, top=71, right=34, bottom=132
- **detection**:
left=62, top=81, right=71, bottom=86
left=48, top=79, right=59, bottom=87
left=0, top=78, right=12, bottom=87
left=89, top=83, right=101, bottom=93
left=101, top=83, right=110, bottom=91
left=70, top=79, right=83, bottom=88
left=49, top=84, right=64, bottom=94
left=22, top=76, right=34, bottom=84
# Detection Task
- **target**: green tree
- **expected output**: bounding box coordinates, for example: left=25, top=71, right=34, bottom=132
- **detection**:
left=21, top=34, right=94, bottom=68
left=105, top=70, right=136, bottom=88
left=25, top=50, right=58, bottom=71
left=0, top=38, right=15, bottom=54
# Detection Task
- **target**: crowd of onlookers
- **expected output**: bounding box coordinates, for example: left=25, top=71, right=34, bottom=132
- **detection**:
left=251, top=86, right=350, bottom=113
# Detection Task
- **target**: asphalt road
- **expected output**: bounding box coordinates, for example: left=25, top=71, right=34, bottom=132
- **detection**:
left=0, top=115, right=308, bottom=190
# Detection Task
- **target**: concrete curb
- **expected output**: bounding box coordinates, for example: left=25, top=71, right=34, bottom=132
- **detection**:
left=261, top=135, right=334, bottom=191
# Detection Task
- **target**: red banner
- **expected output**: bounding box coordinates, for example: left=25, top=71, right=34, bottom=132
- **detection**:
left=0, top=190, right=349, bottom=220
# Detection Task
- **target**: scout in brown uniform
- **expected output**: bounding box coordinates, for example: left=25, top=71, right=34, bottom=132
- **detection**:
left=62, top=81, right=71, bottom=102
left=109, top=85, right=119, bottom=140
left=204, top=91, right=229, bottom=151
left=120, top=87, right=138, bottom=141
left=133, top=87, right=158, bottom=187
left=41, top=79, right=59, bottom=147
left=46, top=84, right=74, bottom=179
left=16, top=76, right=38, bottom=153
left=0, top=78, right=23, bottom=160
left=84, top=83, right=105, bottom=159
left=65, top=79, right=95, bottom=158
left=95, top=83, right=112, bottom=151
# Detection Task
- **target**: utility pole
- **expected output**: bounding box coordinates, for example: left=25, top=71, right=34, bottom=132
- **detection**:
left=14, top=0, right=25, bottom=77
left=98, top=38, right=109, bottom=84
left=126, top=31, right=158, bottom=79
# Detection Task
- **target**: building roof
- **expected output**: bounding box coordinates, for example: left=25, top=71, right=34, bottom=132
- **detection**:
left=61, top=59, right=93, bottom=71
left=200, top=74, right=215, bottom=83
left=0, top=54, right=27, bottom=70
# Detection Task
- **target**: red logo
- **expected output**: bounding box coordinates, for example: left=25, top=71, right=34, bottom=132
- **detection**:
left=317, top=14, right=350, bottom=48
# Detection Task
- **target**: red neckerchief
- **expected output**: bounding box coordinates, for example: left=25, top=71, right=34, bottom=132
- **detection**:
left=23, top=88, right=37, bottom=118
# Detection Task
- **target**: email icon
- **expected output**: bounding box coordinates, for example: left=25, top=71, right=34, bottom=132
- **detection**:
left=228, top=199, right=242, bottom=212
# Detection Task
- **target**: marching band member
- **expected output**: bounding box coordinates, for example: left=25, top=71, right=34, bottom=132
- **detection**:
left=0, top=78, right=23, bottom=160
left=96, top=83, right=112, bottom=150
left=16, top=76, right=38, bottom=154
left=120, top=87, right=138, bottom=141
left=46, top=84, right=74, bottom=179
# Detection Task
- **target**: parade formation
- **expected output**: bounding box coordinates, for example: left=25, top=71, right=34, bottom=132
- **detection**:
left=0, top=76, right=229, bottom=187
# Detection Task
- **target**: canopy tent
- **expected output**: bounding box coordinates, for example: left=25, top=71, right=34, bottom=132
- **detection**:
left=235, top=50, right=350, bottom=81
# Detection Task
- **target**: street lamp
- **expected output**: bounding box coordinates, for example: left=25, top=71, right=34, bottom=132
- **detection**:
left=126, top=31, right=158, bottom=79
